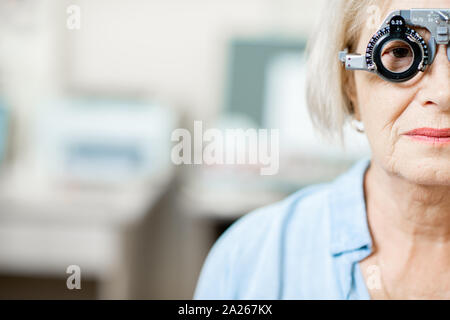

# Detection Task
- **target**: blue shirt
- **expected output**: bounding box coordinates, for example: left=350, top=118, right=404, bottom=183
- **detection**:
left=194, top=158, right=374, bottom=300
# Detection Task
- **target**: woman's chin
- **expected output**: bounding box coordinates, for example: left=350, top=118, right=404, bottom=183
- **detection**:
left=397, top=158, right=450, bottom=187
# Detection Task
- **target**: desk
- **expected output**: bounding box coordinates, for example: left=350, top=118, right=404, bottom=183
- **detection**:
left=0, top=165, right=174, bottom=299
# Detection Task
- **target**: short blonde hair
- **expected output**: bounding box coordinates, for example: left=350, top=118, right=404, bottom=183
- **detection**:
left=306, top=0, right=387, bottom=141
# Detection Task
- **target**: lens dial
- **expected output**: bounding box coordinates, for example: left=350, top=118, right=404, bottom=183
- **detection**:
left=365, top=16, right=429, bottom=82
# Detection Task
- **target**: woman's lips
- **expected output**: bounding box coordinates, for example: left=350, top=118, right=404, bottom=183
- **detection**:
left=404, top=128, right=450, bottom=144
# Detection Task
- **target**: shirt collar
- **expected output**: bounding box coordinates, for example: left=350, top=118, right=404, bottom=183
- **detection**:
left=328, top=157, right=373, bottom=256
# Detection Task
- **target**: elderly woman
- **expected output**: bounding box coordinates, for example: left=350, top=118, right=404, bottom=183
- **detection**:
left=194, top=0, right=450, bottom=300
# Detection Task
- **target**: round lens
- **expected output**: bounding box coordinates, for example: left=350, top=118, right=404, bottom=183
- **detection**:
left=380, top=40, right=414, bottom=73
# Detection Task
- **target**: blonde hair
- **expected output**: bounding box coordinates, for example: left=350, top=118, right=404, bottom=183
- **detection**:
left=306, top=0, right=387, bottom=141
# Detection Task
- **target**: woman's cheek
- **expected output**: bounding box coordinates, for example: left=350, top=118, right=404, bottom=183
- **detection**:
left=360, top=86, right=407, bottom=169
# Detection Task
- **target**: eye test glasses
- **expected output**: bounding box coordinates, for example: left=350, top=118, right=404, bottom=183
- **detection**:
left=339, top=9, right=450, bottom=82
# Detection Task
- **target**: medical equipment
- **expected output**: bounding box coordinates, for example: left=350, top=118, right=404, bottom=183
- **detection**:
left=339, top=8, right=450, bottom=82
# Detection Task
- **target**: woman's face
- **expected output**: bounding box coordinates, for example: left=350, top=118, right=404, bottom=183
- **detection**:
left=352, top=0, right=450, bottom=186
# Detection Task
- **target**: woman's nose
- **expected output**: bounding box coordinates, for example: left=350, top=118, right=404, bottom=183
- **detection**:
left=417, top=45, right=450, bottom=111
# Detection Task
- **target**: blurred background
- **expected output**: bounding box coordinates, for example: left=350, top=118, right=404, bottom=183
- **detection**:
left=0, top=0, right=370, bottom=299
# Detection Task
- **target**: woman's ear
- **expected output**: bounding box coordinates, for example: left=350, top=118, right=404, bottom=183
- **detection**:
left=345, top=71, right=361, bottom=121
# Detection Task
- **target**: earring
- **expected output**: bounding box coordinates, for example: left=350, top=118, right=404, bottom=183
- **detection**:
left=351, top=118, right=365, bottom=133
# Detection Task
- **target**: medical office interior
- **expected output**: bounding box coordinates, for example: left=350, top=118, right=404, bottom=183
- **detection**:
left=0, top=0, right=371, bottom=299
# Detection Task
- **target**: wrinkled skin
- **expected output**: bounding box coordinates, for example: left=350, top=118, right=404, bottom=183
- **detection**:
left=348, top=0, right=450, bottom=299
left=351, top=1, right=450, bottom=186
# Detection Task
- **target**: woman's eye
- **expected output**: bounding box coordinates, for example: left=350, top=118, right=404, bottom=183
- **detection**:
left=380, top=40, right=414, bottom=73
left=383, top=45, right=412, bottom=59
left=391, top=47, right=411, bottom=58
